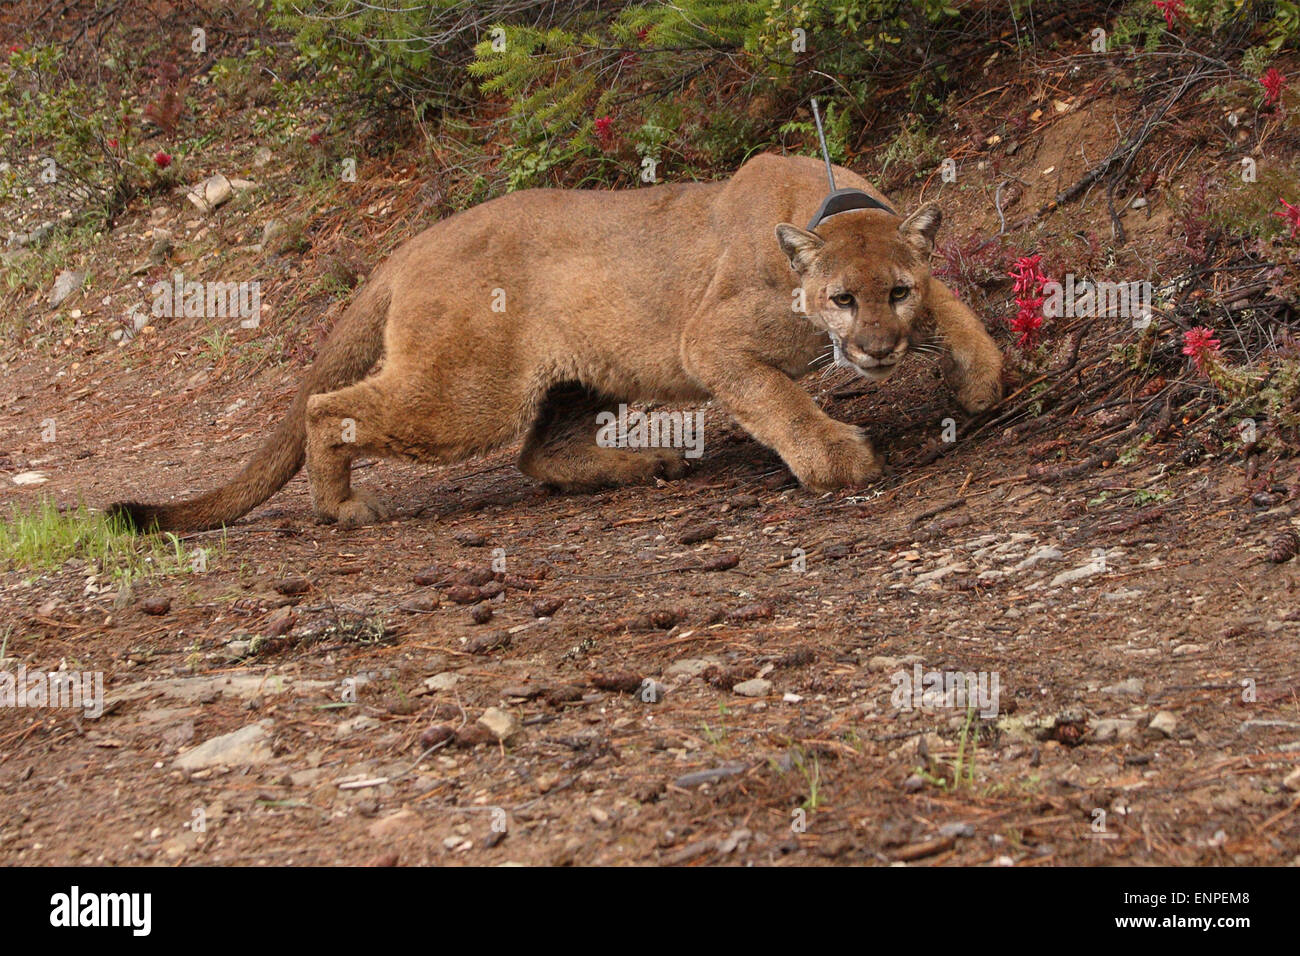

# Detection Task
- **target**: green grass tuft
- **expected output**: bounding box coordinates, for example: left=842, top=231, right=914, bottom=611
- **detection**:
left=0, top=498, right=214, bottom=584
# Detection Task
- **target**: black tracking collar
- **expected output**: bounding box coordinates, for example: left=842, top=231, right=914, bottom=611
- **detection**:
left=807, top=188, right=897, bottom=230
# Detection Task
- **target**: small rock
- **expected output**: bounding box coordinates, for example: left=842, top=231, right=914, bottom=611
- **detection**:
left=1149, top=711, right=1178, bottom=737
left=665, top=658, right=714, bottom=678
left=174, top=721, right=273, bottom=769
left=289, top=768, right=326, bottom=787
left=732, top=678, right=772, bottom=698
left=187, top=173, right=234, bottom=213
left=719, top=828, right=753, bottom=854
left=1101, top=678, right=1145, bottom=697
left=161, top=831, right=199, bottom=860
left=335, top=715, right=380, bottom=738
left=49, top=269, right=86, bottom=307
left=1050, top=560, right=1107, bottom=587
left=423, top=672, right=461, bottom=692
left=477, top=707, right=521, bottom=743
left=148, top=233, right=173, bottom=264
left=914, top=564, right=962, bottom=586
left=674, top=764, right=746, bottom=788
left=1092, top=718, right=1139, bottom=742
left=1013, top=546, right=1062, bottom=571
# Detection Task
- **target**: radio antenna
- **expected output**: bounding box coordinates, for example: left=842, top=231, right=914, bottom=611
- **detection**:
left=810, top=98, right=837, bottom=192
left=804, top=98, right=898, bottom=228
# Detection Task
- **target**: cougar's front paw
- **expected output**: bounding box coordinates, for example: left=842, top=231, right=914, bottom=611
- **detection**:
left=942, top=350, right=1003, bottom=414
left=790, top=424, right=883, bottom=492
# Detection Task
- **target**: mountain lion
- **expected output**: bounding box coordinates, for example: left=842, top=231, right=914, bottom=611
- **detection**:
left=111, top=153, right=1002, bottom=531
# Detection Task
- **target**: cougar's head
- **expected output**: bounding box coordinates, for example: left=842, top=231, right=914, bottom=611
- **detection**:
left=776, top=203, right=941, bottom=381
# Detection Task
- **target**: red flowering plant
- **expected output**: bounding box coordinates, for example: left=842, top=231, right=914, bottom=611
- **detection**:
left=1182, top=326, right=1221, bottom=375
left=1154, top=0, right=1185, bottom=29
left=1180, top=326, right=1255, bottom=398
left=144, top=148, right=180, bottom=188
left=1260, top=68, right=1286, bottom=109
left=1007, top=253, right=1050, bottom=352
left=1273, top=198, right=1300, bottom=239
left=592, top=116, right=615, bottom=149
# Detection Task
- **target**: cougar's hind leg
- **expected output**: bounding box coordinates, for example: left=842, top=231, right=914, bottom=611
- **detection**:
left=307, top=359, right=533, bottom=527
left=518, top=384, right=689, bottom=491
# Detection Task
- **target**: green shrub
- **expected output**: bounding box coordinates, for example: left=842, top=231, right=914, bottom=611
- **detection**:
left=0, top=45, right=139, bottom=227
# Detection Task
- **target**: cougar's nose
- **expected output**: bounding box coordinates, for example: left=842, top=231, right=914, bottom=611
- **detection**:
left=859, top=336, right=899, bottom=361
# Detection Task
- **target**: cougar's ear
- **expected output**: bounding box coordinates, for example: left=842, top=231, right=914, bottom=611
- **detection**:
left=775, top=223, right=825, bottom=274
left=899, top=203, right=942, bottom=255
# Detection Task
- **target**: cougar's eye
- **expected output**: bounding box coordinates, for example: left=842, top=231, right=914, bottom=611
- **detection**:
left=830, top=292, right=855, bottom=308
left=890, top=285, right=912, bottom=303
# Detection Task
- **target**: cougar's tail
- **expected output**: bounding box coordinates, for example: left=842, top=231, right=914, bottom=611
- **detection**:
left=108, top=279, right=391, bottom=533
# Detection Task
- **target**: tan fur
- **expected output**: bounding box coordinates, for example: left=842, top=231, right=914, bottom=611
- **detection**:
left=110, top=153, right=1002, bottom=532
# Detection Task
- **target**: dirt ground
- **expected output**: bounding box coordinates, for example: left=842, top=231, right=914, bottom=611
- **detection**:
left=2, top=5, right=1299, bottom=867
left=3, top=345, right=1300, bottom=865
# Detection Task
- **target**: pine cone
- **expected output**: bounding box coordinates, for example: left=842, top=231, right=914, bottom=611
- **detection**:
left=1268, top=528, right=1300, bottom=563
